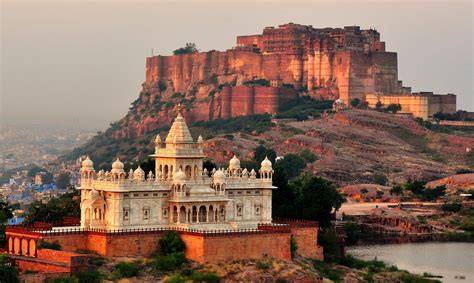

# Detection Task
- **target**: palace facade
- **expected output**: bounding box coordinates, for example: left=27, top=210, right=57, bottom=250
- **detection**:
left=79, top=108, right=274, bottom=231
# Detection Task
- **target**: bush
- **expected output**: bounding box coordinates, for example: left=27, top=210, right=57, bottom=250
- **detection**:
left=373, top=173, right=388, bottom=185
left=0, top=254, right=19, bottom=283
left=290, top=235, right=298, bottom=259
left=442, top=202, right=462, bottom=212
left=173, top=43, right=198, bottom=55
left=255, top=260, right=270, bottom=270
left=155, top=252, right=186, bottom=271
left=159, top=232, right=186, bottom=256
left=38, top=240, right=62, bottom=250
left=75, top=268, right=102, bottom=283
left=190, top=271, right=220, bottom=283
left=113, top=261, right=140, bottom=279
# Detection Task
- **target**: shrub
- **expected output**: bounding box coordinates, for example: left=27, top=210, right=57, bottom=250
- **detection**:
left=0, top=254, right=19, bottom=283
left=255, top=260, right=270, bottom=270
left=166, top=273, right=186, bottom=283
left=173, top=43, right=198, bottom=55
left=442, top=202, right=462, bottom=212
left=155, top=252, right=186, bottom=271
left=113, top=261, right=140, bottom=279
left=159, top=231, right=186, bottom=256
left=190, top=271, right=220, bottom=283
left=290, top=235, right=298, bottom=259
left=75, top=268, right=102, bottom=283
left=38, top=240, right=62, bottom=250
left=373, top=173, right=388, bottom=185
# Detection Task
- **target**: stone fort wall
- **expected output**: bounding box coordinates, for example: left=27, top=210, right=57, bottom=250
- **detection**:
left=6, top=222, right=323, bottom=267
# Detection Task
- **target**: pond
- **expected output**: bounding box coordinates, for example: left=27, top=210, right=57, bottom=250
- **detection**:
left=347, top=242, right=474, bottom=283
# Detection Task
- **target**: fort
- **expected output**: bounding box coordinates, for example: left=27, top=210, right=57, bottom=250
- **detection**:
left=114, top=23, right=456, bottom=138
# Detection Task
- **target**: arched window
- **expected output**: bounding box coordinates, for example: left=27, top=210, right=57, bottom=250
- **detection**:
left=163, top=165, right=169, bottom=180
left=185, top=165, right=192, bottom=180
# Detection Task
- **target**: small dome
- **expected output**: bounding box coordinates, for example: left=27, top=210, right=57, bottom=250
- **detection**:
left=213, top=169, right=226, bottom=184
left=197, top=135, right=204, bottom=143
left=173, top=169, right=186, bottom=183
left=82, top=156, right=94, bottom=169
left=155, top=134, right=162, bottom=144
left=260, top=156, right=273, bottom=171
left=112, top=158, right=124, bottom=170
left=229, top=155, right=241, bottom=171
left=133, top=166, right=145, bottom=180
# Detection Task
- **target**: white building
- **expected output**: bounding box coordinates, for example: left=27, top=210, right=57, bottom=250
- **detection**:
left=79, top=108, right=275, bottom=231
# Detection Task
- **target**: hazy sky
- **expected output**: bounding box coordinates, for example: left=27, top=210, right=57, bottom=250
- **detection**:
left=1, top=0, right=473, bottom=130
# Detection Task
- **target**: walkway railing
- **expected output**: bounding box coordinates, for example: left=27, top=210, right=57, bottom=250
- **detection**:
left=6, top=223, right=292, bottom=238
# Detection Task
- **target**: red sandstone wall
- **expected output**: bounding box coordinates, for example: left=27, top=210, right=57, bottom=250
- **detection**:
left=181, top=234, right=205, bottom=263
left=103, top=234, right=162, bottom=257
left=291, top=227, right=324, bottom=260
left=17, top=260, right=71, bottom=273
left=43, top=235, right=87, bottom=253
left=202, top=233, right=291, bottom=263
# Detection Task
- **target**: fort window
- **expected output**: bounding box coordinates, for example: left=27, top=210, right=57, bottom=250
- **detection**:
left=123, top=208, right=130, bottom=220
left=143, top=207, right=150, bottom=220
left=153, top=193, right=158, bottom=196
left=133, top=193, right=139, bottom=197
left=144, top=194, right=149, bottom=196
left=255, top=204, right=262, bottom=215
left=255, top=191, right=260, bottom=194
left=228, top=191, right=234, bottom=195
left=124, top=194, right=129, bottom=197
left=237, top=204, right=243, bottom=217
left=163, top=193, right=168, bottom=197
left=237, top=191, right=242, bottom=195
left=246, top=191, right=251, bottom=194
left=162, top=208, right=168, bottom=219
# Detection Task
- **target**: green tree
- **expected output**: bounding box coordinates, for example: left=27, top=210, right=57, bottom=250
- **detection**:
left=386, top=103, right=402, bottom=113
left=56, top=172, right=70, bottom=190
left=373, top=173, right=388, bottom=185
left=375, top=101, right=383, bottom=111
left=272, top=166, right=296, bottom=218
left=253, top=145, right=277, bottom=165
left=24, top=191, right=80, bottom=225
left=173, top=43, right=198, bottom=55
left=0, top=254, right=19, bottom=283
left=158, top=231, right=186, bottom=256
left=350, top=98, right=361, bottom=108
left=390, top=184, right=403, bottom=195
left=275, top=154, right=306, bottom=180
left=292, top=176, right=345, bottom=227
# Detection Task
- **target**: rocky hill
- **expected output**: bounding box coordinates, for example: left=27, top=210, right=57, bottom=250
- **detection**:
left=64, top=105, right=473, bottom=186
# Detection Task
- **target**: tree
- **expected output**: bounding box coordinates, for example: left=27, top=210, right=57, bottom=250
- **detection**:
left=56, top=172, right=70, bottom=190
left=375, top=101, right=383, bottom=111
left=0, top=254, right=19, bottom=283
left=24, top=191, right=80, bottom=225
left=274, top=154, right=306, bottom=180
left=372, top=173, right=388, bottom=185
left=253, top=145, right=277, bottom=165
left=386, top=103, right=402, bottom=114
left=272, top=166, right=296, bottom=218
left=292, top=175, right=345, bottom=227
left=390, top=184, right=403, bottom=196
left=173, top=43, right=198, bottom=55
left=350, top=98, right=361, bottom=108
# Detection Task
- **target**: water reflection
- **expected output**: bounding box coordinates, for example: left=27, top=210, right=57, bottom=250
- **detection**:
left=347, top=242, right=474, bottom=283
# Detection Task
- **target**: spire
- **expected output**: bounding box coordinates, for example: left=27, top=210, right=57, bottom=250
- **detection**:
left=165, top=104, right=193, bottom=144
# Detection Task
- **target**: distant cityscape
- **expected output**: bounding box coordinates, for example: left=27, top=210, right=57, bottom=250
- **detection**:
left=0, top=125, right=97, bottom=225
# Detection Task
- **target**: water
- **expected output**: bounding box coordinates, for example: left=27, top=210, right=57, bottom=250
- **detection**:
left=347, top=242, right=474, bottom=283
